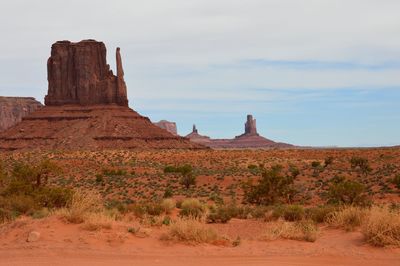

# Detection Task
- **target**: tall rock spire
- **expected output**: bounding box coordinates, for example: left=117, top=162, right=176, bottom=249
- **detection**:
left=116, top=47, right=128, bottom=106
left=244, top=114, right=258, bottom=135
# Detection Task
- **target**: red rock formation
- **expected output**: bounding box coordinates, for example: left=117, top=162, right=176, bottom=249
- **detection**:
left=154, top=120, right=178, bottom=135
left=45, top=40, right=128, bottom=106
left=0, top=97, right=43, bottom=132
left=244, top=114, right=258, bottom=136
left=186, top=116, right=293, bottom=149
left=0, top=40, right=204, bottom=151
left=185, top=124, right=211, bottom=145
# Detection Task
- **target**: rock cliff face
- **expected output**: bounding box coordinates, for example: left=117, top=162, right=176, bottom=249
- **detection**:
left=45, top=40, right=128, bottom=106
left=0, top=97, right=42, bottom=132
left=186, top=115, right=293, bottom=149
left=0, top=40, right=204, bottom=151
left=154, top=120, right=178, bottom=135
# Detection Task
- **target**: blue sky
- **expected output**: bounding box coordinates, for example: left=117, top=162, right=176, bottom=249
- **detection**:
left=0, top=0, right=399, bottom=147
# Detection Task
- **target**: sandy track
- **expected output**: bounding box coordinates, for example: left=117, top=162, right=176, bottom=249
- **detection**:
left=0, top=217, right=399, bottom=266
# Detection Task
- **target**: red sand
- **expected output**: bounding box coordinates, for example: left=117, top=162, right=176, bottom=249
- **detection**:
left=0, top=216, right=398, bottom=266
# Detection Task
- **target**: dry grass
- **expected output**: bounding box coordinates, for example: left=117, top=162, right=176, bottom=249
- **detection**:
left=56, top=189, right=111, bottom=227
left=160, top=199, right=176, bottom=214
left=327, top=206, right=367, bottom=231
left=160, top=218, right=219, bottom=244
left=361, top=206, right=400, bottom=247
left=262, top=219, right=318, bottom=242
left=81, top=212, right=115, bottom=231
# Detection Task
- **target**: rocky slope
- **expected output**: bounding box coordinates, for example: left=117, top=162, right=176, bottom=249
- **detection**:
left=0, top=97, right=42, bottom=132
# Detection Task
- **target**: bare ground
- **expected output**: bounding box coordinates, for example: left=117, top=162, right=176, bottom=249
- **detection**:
left=0, top=216, right=399, bottom=266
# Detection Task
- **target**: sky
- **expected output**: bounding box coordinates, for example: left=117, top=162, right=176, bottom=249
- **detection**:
left=0, top=0, right=399, bottom=147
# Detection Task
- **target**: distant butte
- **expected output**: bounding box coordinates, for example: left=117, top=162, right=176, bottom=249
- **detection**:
left=0, top=97, right=43, bottom=132
left=0, top=40, right=204, bottom=151
left=154, top=120, right=178, bottom=136
left=185, top=115, right=294, bottom=149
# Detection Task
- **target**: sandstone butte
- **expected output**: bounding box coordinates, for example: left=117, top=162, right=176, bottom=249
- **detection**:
left=186, top=115, right=294, bottom=149
left=154, top=120, right=178, bottom=136
left=0, top=40, right=203, bottom=151
left=0, top=97, right=43, bottom=132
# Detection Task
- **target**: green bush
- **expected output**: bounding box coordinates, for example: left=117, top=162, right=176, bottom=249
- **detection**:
left=127, top=202, right=164, bottom=217
left=272, top=205, right=305, bottom=221
left=242, top=165, right=296, bottom=205
left=283, top=205, right=305, bottom=221
left=327, top=177, right=368, bottom=206
left=163, top=187, right=173, bottom=198
left=164, top=164, right=193, bottom=175
left=305, top=205, right=337, bottom=223
left=207, top=205, right=234, bottom=223
left=311, top=161, right=321, bottom=168
left=180, top=174, right=196, bottom=189
left=33, top=187, right=73, bottom=208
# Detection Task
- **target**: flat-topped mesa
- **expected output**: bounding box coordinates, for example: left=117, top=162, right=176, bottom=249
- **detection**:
left=45, top=40, right=128, bottom=106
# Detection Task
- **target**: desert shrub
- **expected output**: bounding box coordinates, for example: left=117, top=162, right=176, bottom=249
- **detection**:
left=327, top=206, right=367, bottom=231
left=179, top=199, right=206, bottom=219
left=272, top=205, right=305, bottom=222
left=288, top=165, right=300, bottom=178
left=163, top=187, right=173, bottom=198
left=164, top=164, right=193, bottom=175
left=61, top=189, right=103, bottom=223
left=311, top=161, right=323, bottom=177
left=0, top=164, right=7, bottom=188
left=127, top=202, right=166, bottom=217
left=33, top=187, right=72, bottom=208
left=207, top=205, right=234, bottom=223
left=311, top=161, right=321, bottom=168
left=243, top=165, right=296, bottom=205
left=7, top=195, right=37, bottom=214
left=0, top=173, right=72, bottom=218
left=163, top=165, right=177, bottom=173
left=223, top=205, right=253, bottom=219
left=95, top=174, right=104, bottom=183
left=105, top=199, right=127, bottom=213
left=247, top=164, right=260, bottom=175
left=161, top=218, right=218, bottom=244
left=102, top=168, right=127, bottom=176
left=12, top=159, right=61, bottom=186
left=31, top=208, right=50, bottom=219
left=263, top=219, right=318, bottom=242
left=160, top=199, right=176, bottom=214
left=392, top=175, right=400, bottom=189
left=164, top=164, right=196, bottom=189
left=350, top=157, right=372, bottom=176
left=180, top=174, right=196, bottom=189
left=305, top=205, right=337, bottom=223
left=144, top=202, right=164, bottom=216
left=327, top=177, right=368, bottom=206
left=0, top=207, right=13, bottom=223
left=81, top=212, right=115, bottom=231
left=361, top=207, right=400, bottom=247
left=324, top=156, right=334, bottom=167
